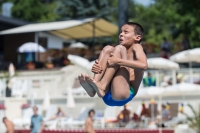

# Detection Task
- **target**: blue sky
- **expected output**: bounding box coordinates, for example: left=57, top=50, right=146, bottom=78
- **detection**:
left=133, top=0, right=155, bottom=6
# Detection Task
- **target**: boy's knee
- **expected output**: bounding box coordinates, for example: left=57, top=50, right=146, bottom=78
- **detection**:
left=102, top=45, right=114, bottom=54
left=121, top=91, right=130, bottom=99
left=114, top=45, right=126, bottom=53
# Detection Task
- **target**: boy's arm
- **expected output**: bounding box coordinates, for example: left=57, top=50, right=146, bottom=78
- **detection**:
left=117, top=45, right=147, bottom=70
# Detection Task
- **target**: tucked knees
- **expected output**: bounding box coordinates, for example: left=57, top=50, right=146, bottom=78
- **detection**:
left=101, top=45, right=126, bottom=56
left=113, top=45, right=127, bottom=53
left=102, top=45, right=114, bottom=54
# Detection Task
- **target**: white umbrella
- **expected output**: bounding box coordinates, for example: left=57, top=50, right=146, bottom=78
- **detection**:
left=8, top=63, right=15, bottom=77
left=170, top=48, right=200, bottom=63
left=169, top=48, right=200, bottom=83
left=147, top=57, right=179, bottom=85
left=42, top=90, right=51, bottom=111
left=69, top=42, right=88, bottom=49
left=147, top=57, right=179, bottom=70
left=146, top=86, right=164, bottom=96
left=67, top=54, right=92, bottom=71
left=66, top=88, right=76, bottom=108
left=165, top=82, right=200, bottom=92
left=18, top=42, right=46, bottom=53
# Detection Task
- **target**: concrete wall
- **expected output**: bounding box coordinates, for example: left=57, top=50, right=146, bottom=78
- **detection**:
left=38, top=32, right=74, bottom=49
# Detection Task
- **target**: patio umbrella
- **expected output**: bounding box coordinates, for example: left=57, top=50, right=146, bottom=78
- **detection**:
left=165, top=82, right=200, bottom=94
left=147, top=57, right=179, bottom=85
left=42, top=90, right=51, bottom=111
left=170, top=48, right=200, bottom=63
left=66, top=88, right=76, bottom=108
left=170, top=48, right=200, bottom=83
left=69, top=42, right=88, bottom=49
left=147, top=57, right=179, bottom=129
left=18, top=42, right=46, bottom=53
left=8, top=63, right=15, bottom=77
left=147, top=57, right=179, bottom=70
left=67, top=54, right=93, bottom=72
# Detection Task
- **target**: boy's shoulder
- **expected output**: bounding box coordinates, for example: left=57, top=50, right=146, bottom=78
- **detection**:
left=132, top=43, right=143, bottom=49
left=131, top=44, right=144, bottom=52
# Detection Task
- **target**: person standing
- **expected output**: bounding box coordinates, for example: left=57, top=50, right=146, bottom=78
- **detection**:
left=161, top=37, right=172, bottom=56
left=2, top=117, right=14, bottom=133
left=30, top=106, right=44, bottom=133
left=85, top=109, right=96, bottom=133
left=143, top=72, right=156, bottom=87
left=117, top=105, right=131, bottom=127
left=181, top=36, right=190, bottom=50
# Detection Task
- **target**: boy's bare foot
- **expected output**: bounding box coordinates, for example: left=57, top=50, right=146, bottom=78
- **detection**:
left=85, top=75, right=105, bottom=98
left=78, top=74, right=96, bottom=97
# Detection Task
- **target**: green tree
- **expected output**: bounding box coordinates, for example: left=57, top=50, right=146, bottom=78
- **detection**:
left=0, top=0, right=59, bottom=22
left=130, top=0, right=200, bottom=51
left=56, top=0, right=117, bottom=21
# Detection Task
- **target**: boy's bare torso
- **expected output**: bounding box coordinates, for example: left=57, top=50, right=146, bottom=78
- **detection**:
left=85, top=117, right=96, bottom=133
left=127, top=45, right=144, bottom=92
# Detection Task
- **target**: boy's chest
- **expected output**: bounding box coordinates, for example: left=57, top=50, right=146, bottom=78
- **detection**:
left=127, top=50, right=136, bottom=60
left=127, top=52, right=135, bottom=80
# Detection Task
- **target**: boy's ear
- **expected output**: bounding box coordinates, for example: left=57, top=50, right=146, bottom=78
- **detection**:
left=135, top=35, right=142, bottom=42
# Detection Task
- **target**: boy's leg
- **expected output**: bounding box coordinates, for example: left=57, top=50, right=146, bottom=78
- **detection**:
left=78, top=74, right=96, bottom=97
left=79, top=45, right=114, bottom=97
left=87, top=45, right=130, bottom=99
left=93, top=45, right=114, bottom=81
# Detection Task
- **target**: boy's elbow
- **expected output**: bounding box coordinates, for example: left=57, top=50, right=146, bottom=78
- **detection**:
left=142, top=64, right=148, bottom=70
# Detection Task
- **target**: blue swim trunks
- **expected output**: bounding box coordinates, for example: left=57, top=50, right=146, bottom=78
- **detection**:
left=102, top=86, right=135, bottom=106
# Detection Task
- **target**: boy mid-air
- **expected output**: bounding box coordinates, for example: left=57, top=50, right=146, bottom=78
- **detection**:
left=78, top=22, right=147, bottom=106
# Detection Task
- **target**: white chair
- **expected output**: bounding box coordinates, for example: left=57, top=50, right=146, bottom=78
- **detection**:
left=12, top=107, right=33, bottom=129
left=43, top=105, right=60, bottom=129
left=98, top=106, right=118, bottom=128
left=60, top=107, right=90, bottom=129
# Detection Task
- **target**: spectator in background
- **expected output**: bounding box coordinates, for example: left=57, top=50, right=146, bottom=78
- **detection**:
left=117, top=105, right=131, bottom=126
left=140, top=102, right=150, bottom=119
left=2, top=117, right=14, bottom=133
left=161, top=104, right=171, bottom=121
left=60, top=50, right=70, bottom=66
left=160, top=49, right=168, bottom=59
left=161, top=38, right=172, bottom=56
left=30, top=106, right=44, bottom=133
left=85, top=109, right=96, bottom=133
left=49, top=107, right=66, bottom=120
left=143, top=72, right=156, bottom=87
left=176, top=73, right=184, bottom=83
left=181, top=36, right=190, bottom=50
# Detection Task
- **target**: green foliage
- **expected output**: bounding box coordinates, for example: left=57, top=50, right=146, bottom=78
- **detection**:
left=1, top=0, right=199, bottom=49
left=185, top=104, right=200, bottom=133
left=56, top=0, right=117, bottom=21
left=130, top=0, right=200, bottom=51
left=0, top=0, right=59, bottom=22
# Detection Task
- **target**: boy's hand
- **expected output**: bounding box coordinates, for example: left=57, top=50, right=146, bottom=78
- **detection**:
left=107, top=53, right=119, bottom=66
left=92, top=60, right=103, bottom=74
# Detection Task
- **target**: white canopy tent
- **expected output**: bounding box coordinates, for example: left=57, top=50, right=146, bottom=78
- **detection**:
left=0, top=18, right=118, bottom=40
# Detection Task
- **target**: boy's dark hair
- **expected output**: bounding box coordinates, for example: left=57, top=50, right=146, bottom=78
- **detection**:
left=2, top=117, right=7, bottom=122
left=126, top=22, right=144, bottom=43
left=88, top=109, right=95, bottom=116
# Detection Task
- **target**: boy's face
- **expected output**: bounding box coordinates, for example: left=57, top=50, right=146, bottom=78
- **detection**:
left=89, top=111, right=94, bottom=117
left=119, top=24, right=140, bottom=47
